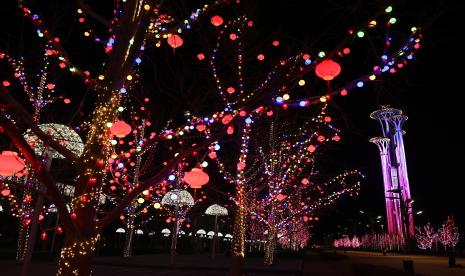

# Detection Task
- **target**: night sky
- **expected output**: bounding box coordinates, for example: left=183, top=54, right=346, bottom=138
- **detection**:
left=253, top=0, right=465, bottom=237
left=1, top=0, right=464, bottom=243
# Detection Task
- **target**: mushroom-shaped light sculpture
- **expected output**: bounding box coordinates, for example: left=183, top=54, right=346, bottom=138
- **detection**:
left=24, top=123, right=84, bottom=159
left=205, top=204, right=228, bottom=258
left=116, top=228, right=126, bottom=234
left=161, top=228, right=171, bottom=237
left=196, top=229, right=206, bottom=237
left=161, top=189, right=194, bottom=264
left=161, top=189, right=194, bottom=207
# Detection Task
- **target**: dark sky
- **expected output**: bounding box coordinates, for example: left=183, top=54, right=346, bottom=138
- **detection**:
left=1, top=0, right=464, bottom=240
left=250, top=0, right=465, bottom=236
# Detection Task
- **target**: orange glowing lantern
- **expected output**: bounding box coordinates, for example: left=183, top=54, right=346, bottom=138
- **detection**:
left=184, top=168, right=209, bottom=189
left=167, top=34, right=183, bottom=49
left=110, top=120, right=131, bottom=138
left=0, top=151, right=25, bottom=177
left=315, top=59, right=341, bottom=81
left=210, top=15, right=223, bottom=27
left=277, top=194, right=286, bottom=201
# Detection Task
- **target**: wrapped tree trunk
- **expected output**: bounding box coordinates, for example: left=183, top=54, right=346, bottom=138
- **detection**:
left=57, top=233, right=100, bottom=276
left=16, top=219, right=30, bottom=263
left=264, top=201, right=277, bottom=266
left=229, top=186, right=246, bottom=276
left=123, top=201, right=137, bottom=257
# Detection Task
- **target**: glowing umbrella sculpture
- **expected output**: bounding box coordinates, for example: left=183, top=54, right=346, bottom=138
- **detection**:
left=205, top=204, right=229, bottom=258
left=162, top=189, right=194, bottom=264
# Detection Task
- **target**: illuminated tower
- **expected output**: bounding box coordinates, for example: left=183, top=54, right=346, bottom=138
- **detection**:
left=370, top=106, right=414, bottom=239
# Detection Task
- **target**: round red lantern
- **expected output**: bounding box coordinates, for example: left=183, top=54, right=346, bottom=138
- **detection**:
left=315, top=59, right=341, bottom=81
left=210, top=15, right=223, bottom=27
left=167, top=34, right=183, bottom=49
left=184, top=168, right=209, bottom=189
left=0, top=151, right=25, bottom=177
left=307, top=145, right=316, bottom=153
left=110, top=120, right=131, bottom=138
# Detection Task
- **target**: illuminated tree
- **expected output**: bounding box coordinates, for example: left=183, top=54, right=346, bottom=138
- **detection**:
left=437, top=216, right=460, bottom=251
left=214, top=112, right=363, bottom=265
left=415, top=223, right=436, bottom=250
left=351, top=236, right=361, bottom=248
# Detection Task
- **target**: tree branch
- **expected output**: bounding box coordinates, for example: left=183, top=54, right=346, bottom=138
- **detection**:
left=0, top=88, right=79, bottom=163
left=77, top=0, right=111, bottom=27
left=0, top=113, right=78, bottom=233
left=99, top=128, right=226, bottom=228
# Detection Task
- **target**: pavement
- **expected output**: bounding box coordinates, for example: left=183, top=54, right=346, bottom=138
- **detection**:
left=341, top=250, right=465, bottom=276
left=1, top=250, right=464, bottom=275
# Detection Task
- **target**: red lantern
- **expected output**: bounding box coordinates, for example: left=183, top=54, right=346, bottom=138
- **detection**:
left=41, top=231, right=47, bottom=241
left=237, top=162, right=246, bottom=171
left=307, top=145, right=316, bottom=153
left=315, top=59, right=341, bottom=81
left=1, top=189, right=10, bottom=197
left=301, top=178, right=309, bottom=185
left=184, top=168, right=209, bottom=189
left=167, top=34, right=183, bottom=49
left=210, top=15, right=223, bottom=27
left=277, top=194, right=286, bottom=201
left=110, top=120, right=131, bottom=138
left=0, top=151, right=25, bottom=177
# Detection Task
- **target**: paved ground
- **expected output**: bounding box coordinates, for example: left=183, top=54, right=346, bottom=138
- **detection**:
left=1, top=250, right=464, bottom=275
left=341, top=250, right=465, bottom=276
left=0, top=253, right=301, bottom=275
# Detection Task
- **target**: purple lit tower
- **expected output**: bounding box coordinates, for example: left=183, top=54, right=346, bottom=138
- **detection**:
left=370, top=106, right=414, bottom=239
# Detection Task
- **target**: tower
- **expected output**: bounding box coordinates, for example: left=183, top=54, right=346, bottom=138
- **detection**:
left=370, top=106, right=414, bottom=239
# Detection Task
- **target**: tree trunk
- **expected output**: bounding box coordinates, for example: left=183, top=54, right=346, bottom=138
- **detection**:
left=212, top=215, right=218, bottom=258
left=57, top=234, right=99, bottom=276
left=123, top=201, right=136, bottom=257
left=264, top=227, right=276, bottom=266
left=16, top=220, right=30, bottom=263
left=229, top=205, right=246, bottom=276
left=264, top=201, right=277, bottom=266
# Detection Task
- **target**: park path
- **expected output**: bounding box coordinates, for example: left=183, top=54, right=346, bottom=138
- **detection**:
left=342, top=250, right=465, bottom=276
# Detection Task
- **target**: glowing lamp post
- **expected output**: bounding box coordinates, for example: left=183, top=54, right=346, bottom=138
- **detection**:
left=205, top=204, right=229, bottom=258
left=0, top=151, right=25, bottom=177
